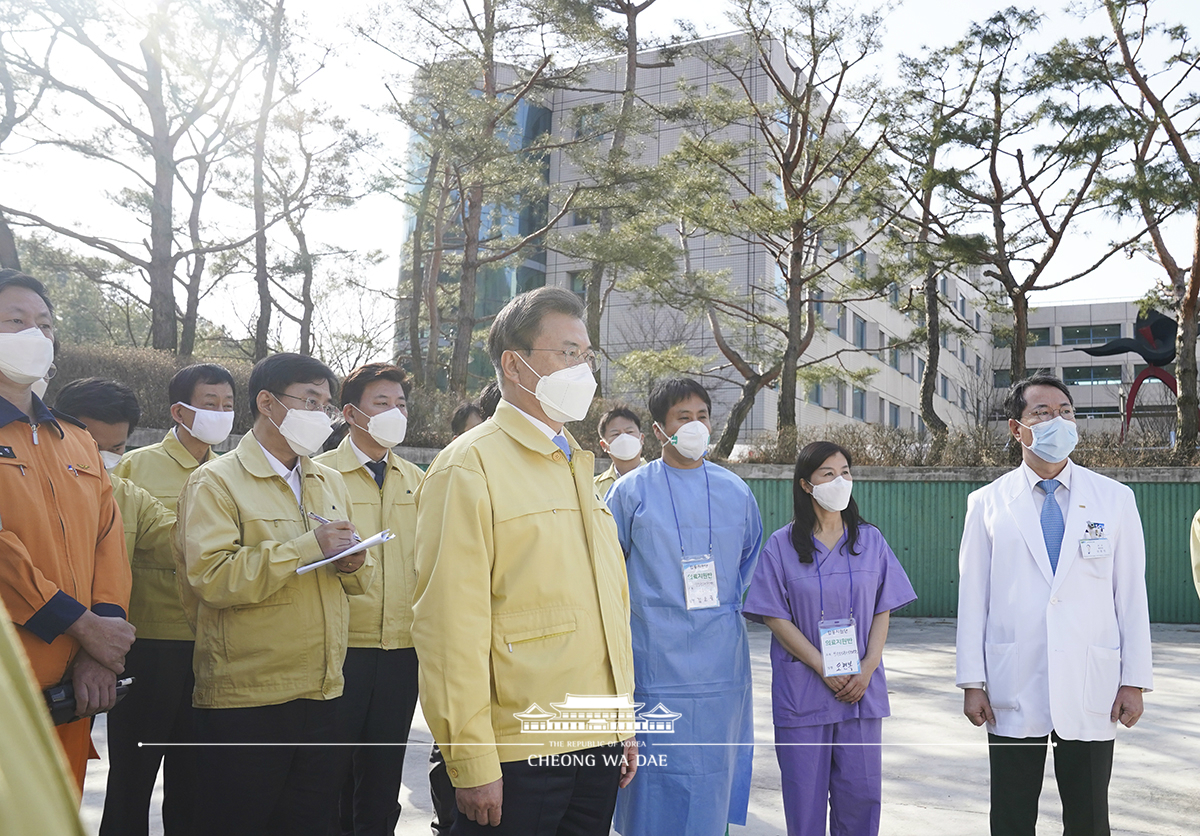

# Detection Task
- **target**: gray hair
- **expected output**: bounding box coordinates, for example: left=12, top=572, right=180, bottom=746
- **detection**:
left=487, top=286, right=585, bottom=373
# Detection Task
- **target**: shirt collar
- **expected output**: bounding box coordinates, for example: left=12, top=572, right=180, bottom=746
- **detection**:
left=0, top=393, right=62, bottom=432
left=253, top=433, right=301, bottom=482
left=1021, top=458, right=1072, bottom=492
left=507, top=400, right=566, bottom=445
left=349, top=436, right=387, bottom=469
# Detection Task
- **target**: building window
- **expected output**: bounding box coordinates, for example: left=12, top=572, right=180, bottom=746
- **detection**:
left=853, top=315, right=867, bottom=349
left=854, top=251, right=867, bottom=278
left=834, top=384, right=846, bottom=414
left=889, top=402, right=900, bottom=428
left=940, top=275, right=949, bottom=295
left=808, top=382, right=822, bottom=406
left=960, top=386, right=968, bottom=410
left=1062, top=324, right=1121, bottom=346
left=940, top=330, right=948, bottom=348
left=975, top=312, right=982, bottom=330
left=1029, top=327, right=1051, bottom=346
left=890, top=347, right=901, bottom=371
left=567, top=271, right=587, bottom=302
left=917, top=357, right=926, bottom=382
left=959, top=343, right=966, bottom=363
left=975, top=354, right=982, bottom=376
left=1063, top=365, right=1122, bottom=386
left=834, top=308, right=846, bottom=340
left=813, top=289, right=824, bottom=316
left=889, top=283, right=900, bottom=305
left=959, top=295, right=967, bottom=316
left=940, top=374, right=949, bottom=399
left=994, top=369, right=1011, bottom=388
left=852, top=387, right=866, bottom=420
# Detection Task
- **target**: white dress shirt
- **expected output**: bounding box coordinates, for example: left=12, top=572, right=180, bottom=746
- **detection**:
left=507, top=400, right=571, bottom=456
left=253, top=433, right=303, bottom=506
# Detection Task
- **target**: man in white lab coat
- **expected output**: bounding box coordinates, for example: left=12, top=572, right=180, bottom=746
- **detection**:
left=956, top=375, right=1153, bottom=836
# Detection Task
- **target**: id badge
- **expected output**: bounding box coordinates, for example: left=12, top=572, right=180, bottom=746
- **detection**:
left=1079, top=538, right=1112, bottom=558
left=818, top=618, right=861, bottom=677
left=681, top=555, right=719, bottom=610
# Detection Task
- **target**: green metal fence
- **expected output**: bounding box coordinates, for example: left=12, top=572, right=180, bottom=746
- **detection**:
left=743, top=477, right=1200, bottom=624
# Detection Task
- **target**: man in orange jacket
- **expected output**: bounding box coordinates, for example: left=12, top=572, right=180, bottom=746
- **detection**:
left=0, top=269, right=134, bottom=792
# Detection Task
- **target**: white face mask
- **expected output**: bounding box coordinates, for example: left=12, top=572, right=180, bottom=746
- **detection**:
left=0, top=327, right=55, bottom=386
left=177, top=402, right=235, bottom=447
left=811, top=475, right=853, bottom=512
left=355, top=405, right=408, bottom=448
left=270, top=400, right=333, bottom=457
left=516, top=354, right=597, bottom=423
left=658, top=420, right=710, bottom=461
left=605, top=432, right=643, bottom=462
left=1018, top=415, right=1078, bottom=464
left=100, top=450, right=123, bottom=472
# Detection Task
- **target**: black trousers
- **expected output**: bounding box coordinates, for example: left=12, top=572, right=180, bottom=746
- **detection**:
left=194, top=698, right=341, bottom=836
left=332, top=646, right=420, bottom=836
left=450, top=744, right=623, bottom=836
left=989, top=731, right=1115, bottom=836
left=99, top=638, right=198, bottom=836
left=430, top=744, right=456, bottom=835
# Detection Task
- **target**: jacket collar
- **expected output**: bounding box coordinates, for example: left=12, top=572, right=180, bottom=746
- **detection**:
left=234, top=429, right=325, bottom=483
left=493, top=399, right=577, bottom=459
left=0, top=393, right=69, bottom=437
left=332, top=434, right=397, bottom=475
left=163, top=427, right=202, bottom=469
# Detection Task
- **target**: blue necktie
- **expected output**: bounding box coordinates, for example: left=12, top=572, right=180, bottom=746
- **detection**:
left=1038, top=479, right=1064, bottom=574
left=365, top=459, right=387, bottom=489
left=552, top=435, right=571, bottom=461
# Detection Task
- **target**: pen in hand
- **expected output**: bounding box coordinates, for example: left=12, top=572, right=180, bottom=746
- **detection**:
left=308, top=511, right=361, bottom=542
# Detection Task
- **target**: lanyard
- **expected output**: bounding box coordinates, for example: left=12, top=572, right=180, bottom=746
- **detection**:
left=814, top=532, right=854, bottom=621
left=663, top=461, right=713, bottom=556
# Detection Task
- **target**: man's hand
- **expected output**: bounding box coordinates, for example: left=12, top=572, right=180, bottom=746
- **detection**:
left=821, top=674, right=850, bottom=695
left=963, top=687, right=995, bottom=727
left=833, top=668, right=875, bottom=704
left=65, top=610, right=135, bottom=674
left=456, top=777, right=503, bottom=827
left=1111, top=685, right=1144, bottom=728
left=333, top=552, right=366, bottom=573
left=70, top=650, right=118, bottom=717
left=619, top=738, right=639, bottom=789
left=314, top=520, right=357, bottom=560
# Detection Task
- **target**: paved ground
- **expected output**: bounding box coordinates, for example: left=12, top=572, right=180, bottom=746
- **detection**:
left=81, top=618, right=1200, bottom=835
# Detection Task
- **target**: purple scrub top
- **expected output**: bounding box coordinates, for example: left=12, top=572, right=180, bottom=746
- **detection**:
left=743, top=523, right=917, bottom=728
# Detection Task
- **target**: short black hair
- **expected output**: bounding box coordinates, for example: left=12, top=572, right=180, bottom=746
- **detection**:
left=486, top=286, right=585, bottom=374
left=477, top=380, right=502, bottom=420
left=169, top=363, right=236, bottom=406
left=1004, top=375, right=1073, bottom=421
left=648, top=378, right=711, bottom=426
left=54, top=378, right=140, bottom=433
left=340, top=363, right=410, bottom=409
left=450, top=402, right=485, bottom=436
left=598, top=405, right=641, bottom=437
left=248, top=353, right=338, bottom=418
left=0, top=269, right=54, bottom=313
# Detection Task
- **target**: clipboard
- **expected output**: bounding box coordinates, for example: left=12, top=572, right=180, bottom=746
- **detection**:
left=296, top=529, right=393, bottom=575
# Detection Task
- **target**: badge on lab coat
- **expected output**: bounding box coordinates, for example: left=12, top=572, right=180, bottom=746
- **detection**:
left=1080, top=521, right=1111, bottom=557
left=818, top=618, right=861, bottom=676
left=681, top=555, right=719, bottom=610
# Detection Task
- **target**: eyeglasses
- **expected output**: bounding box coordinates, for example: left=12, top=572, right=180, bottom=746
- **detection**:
left=1023, top=406, right=1075, bottom=424
left=524, top=348, right=602, bottom=372
left=272, top=391, right=340, bottom=420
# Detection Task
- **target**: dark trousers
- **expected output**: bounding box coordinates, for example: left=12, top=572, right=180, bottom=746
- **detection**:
left=450, top=744, right=623, bottom=836
left=332, top=646, right=420, bottom=836
left=99, top=638, right=198, bottom=836
left=430, top=744, right=456, bottom=835
left=195, top=698, right=341, bottom=836
left=989, top=731, right=1115, bottom=836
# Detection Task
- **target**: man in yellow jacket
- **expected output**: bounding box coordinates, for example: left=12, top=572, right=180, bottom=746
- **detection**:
left=175, top=352, right=374, bottom=836
left=0, top=599, right=87, bottom=836
left=0, top=271, right=134, bottom=792
left=315, top=362, right=424, bottom=835
left=107, top=363, right=234, bottom=835
left=51, top=377, right=191, bottom=836
left=413, top=287, right=637, bottom=834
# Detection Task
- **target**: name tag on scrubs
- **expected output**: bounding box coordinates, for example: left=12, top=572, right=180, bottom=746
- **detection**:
left=681, top=555, right=719, bottom=610
left=1079, top=538, right=1111, bottom=558
left=818, top=618, right=861, bottom=676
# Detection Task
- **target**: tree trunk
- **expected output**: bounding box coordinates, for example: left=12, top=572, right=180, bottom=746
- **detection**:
left=776, top=223, right=806, bottom=462
left=142, top=16, right=177, bottom=352
left=714, top=372, right=773, bottom=461
left=1009, top=291, right=1028, bottom=381
left=291, top=217, right=314, bottom=356
left=450, top=183, right=483, bottom=395
left=423, top=165, right=452, bottom=388
left=0, top=213, right=19, bottom=270
left=1173, top=211, right=1200, bottom=460
left=179, top=156, right=210, bottom=357
left=920, top=268, right=949, bottom=460
left=404, top=149, right=441, bottom=385
left=252, top=0, right=285, bottom=361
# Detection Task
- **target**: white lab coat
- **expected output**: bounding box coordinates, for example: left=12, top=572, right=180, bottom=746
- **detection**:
left=955, top=462, right=1153, bottom=741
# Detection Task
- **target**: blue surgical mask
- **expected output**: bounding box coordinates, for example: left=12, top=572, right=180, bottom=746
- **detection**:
left=1018, top=415, right=1077, bottom=464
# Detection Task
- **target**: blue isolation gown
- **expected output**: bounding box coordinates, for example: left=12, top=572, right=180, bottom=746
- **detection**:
left=607, top=459, right=763, bottom=836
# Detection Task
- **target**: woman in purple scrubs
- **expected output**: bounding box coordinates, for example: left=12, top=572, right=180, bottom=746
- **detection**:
left=743, top=441, right=916, bottom=836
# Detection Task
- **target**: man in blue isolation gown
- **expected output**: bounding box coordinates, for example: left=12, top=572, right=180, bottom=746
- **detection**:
left=607, top=379, right=763, bottom=836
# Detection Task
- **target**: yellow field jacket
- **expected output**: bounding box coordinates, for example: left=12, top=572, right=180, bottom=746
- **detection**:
left=315, top=438, right=424, bottom=649
left=412, top=400, right=635, bottom=788
left=112, top=429, right=202, bottom=640
left=109, top=473, right=178, bottom=640
left=174, top=432, right=374, bottom=709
